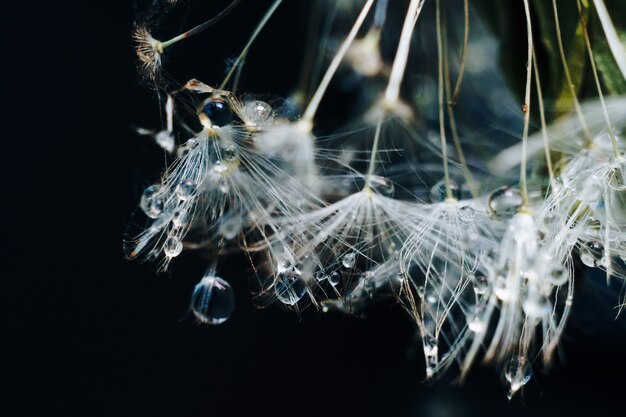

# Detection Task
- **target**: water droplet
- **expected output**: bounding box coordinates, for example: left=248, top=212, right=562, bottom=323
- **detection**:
left=459, top=205, right=475, bottom=223
left=140, top=184, right=164, bottom=219
left=417, top=285, right=425, bottom=298
left=172, top=209, right=191, bottom=227
left=219, top=216, right=240, bottom=240
left=342, top=252, right=356, bottom=268
left=275, top=268, right=307, bottom=305
left=222, top=146, right=238, bottom=161
left=468, top=314, right=486, bottom=333
left=190, top=276, right=235, bottom=325
left=201, top=96, right=233, bottom=126
left=154, top=130, right=174, bottom=152
left=472, top=275, right=489, bottom=296
left=369, top=176, right=395, bottom=196
left=580, top=240, right=605, bottom=267
left=244, top=100, right=273, bottom=127
left=328, top=271, right=341, bottom=286
left=576, top=175, right=603, bottom=202
left=523, top=294, right=550, bottom=318
left=176, top=179, right=196, bottom=200
left=423, top=334, right=438, bottom=357
left=505, top=356, right=531, bottom=399
left=488, top=186, right=523, bottom=218
left=314, top=271, right=328, bottom=282
left=609, top=158, right=626, bottom=191
left=430, top=179, right=460, bottom=202
left=164, top=236, right=183, bottom=257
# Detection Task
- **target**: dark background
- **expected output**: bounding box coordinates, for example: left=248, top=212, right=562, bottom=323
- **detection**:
left=6, top=1, right=626, bottom=416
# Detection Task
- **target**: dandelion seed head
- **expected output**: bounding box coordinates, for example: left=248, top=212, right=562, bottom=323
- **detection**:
left=132, top=25, right=163, bottom=81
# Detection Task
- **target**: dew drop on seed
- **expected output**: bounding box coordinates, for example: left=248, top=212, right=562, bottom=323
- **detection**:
left=575, top=175, right=603, bottom=202
left=140, top=184, right=164, bottom=219
left=472, top=274, right=489, bottom=296
left=314, top=271, right=328, bottom=282
left=580, top=241, right=605, bottom=267
left=423, top=334, right=438, bottom=357
left=201, top=97, right=233, bottom=127
left=417, top=285, right=425, bottom=298
left=172, top=209, right=191, bottom=227
left=459, top=205, right=475, bottom=223
left=430, top=179, right=460, bottom=202
left=488, top=186, right=523, bottom=217
left=244, top=100, right=273, bottom=126
left=522, top=295, right=550, bottom=318
left=342, top=252, right=356, bottom=268
left=164, top=236, right=183, bottom=257
left=609, top=158, right=626, bottom=191
left=219, top=217, right=240, bottom=240
left=275, top=268, right=307, bottom=305
left=190, top=276, right=235, bottom=325
left=505, top=356, right=531, bottom=399
left=223, top=146, right=238, bottom=161
left=155, top=130, right=174, bottom=152
left=370, top=176, right=395, bottom=197
left=328, top=271, right=341, bottom=286
left=176, top=179, right=196, bottom=200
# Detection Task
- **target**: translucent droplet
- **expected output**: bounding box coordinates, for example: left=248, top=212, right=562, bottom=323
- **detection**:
left=522, top=294, right=550, bottom=318
left=201, top=97, right=233, bottom=127
left=222, top=146, right=238, bottom=161
left=425, top=290, right=438, bottom=304
left=164, top=236, right=183, bottom=257
left=140, top=184, right=164, bottom=219
left=580, top=240, right=605, bottom=267
left=341, top=252, right=356, bottom=268
left=459, top=205, right=475, bottom=223
left=468, top=313, right=486, bottom=333
left=275, top=268, right=307, bottom=305
left=417, top=285, right=425, bottom=298
left=472, top=274, right=489, bottom=296
left=176, top=179, right=196, bottom=200
left=190, top=276, right=235, bottom=325
left=219, top=217, right=240, bottom=240
left=244, top=100, right=273, bottom=126
left=575, top=175, right=603, bottom=202
left=369, top=176, right=394, bottom=197
left=314, top=271, right=328, bottom=282
left=609, top=158, right=626, bottom=191
left=488, top=186, right=523, bottom=218
left=423, top=334, right=438, bottom=357
left=328, top=271, right=341, bottom=286
left=172, top=209, right=191, bottom=227
left=430, top=179, right=460, bottom=202
left=155, top=130, right=174, bottom=152
left=505, top=356, right=532, bottom=399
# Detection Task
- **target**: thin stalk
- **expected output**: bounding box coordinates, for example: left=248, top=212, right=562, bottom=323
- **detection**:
left=220, top=0, right=284, bottom=90
left=450, top=0, right=469, bottom=106
left=532, top=49, right=555, bottom=186
left=552, top=0, right=592, bottom=146
left=301, top=0, right=376, bottom=124
left=576, top=0, right=620, bottom=157
left=520, top=0, right=534, bottom=211
left=592, top=0, right=626, bottom=81
left=160, top=0, right=243, bottom=49
left=436, top=0, right=453, bottom=201
left=365, top=0, right=425, bottom=189
left=383, top=0, right=425, bottom=106
left=442, top=0, right=478, bottom=198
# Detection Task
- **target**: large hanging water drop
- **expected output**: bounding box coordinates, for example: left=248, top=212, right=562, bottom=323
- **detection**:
left=579, top=241, right=605, bottom=267
left=342, top=252, right=356, bottom=268
left=244, top=100, right=273, bottom=127
left=190, top=276, right=235, bottom=325
left=164, top=236, right=183, bottom=257
left=176, top=179, right=197, bottom=200
left=140, top=184, right=165, bottom=219
left=505, top=356, right=532, bottom=399
left=275, top=267, right=307, bottom=305
left=201, top=96, right=233, bottom=127
left=488, top=186, right=523, bottom=218
left=430, top=179, right=460, bottom=202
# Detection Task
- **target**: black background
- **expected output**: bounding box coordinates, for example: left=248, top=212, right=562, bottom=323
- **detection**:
left=6, top=1, right=626, bottom=416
